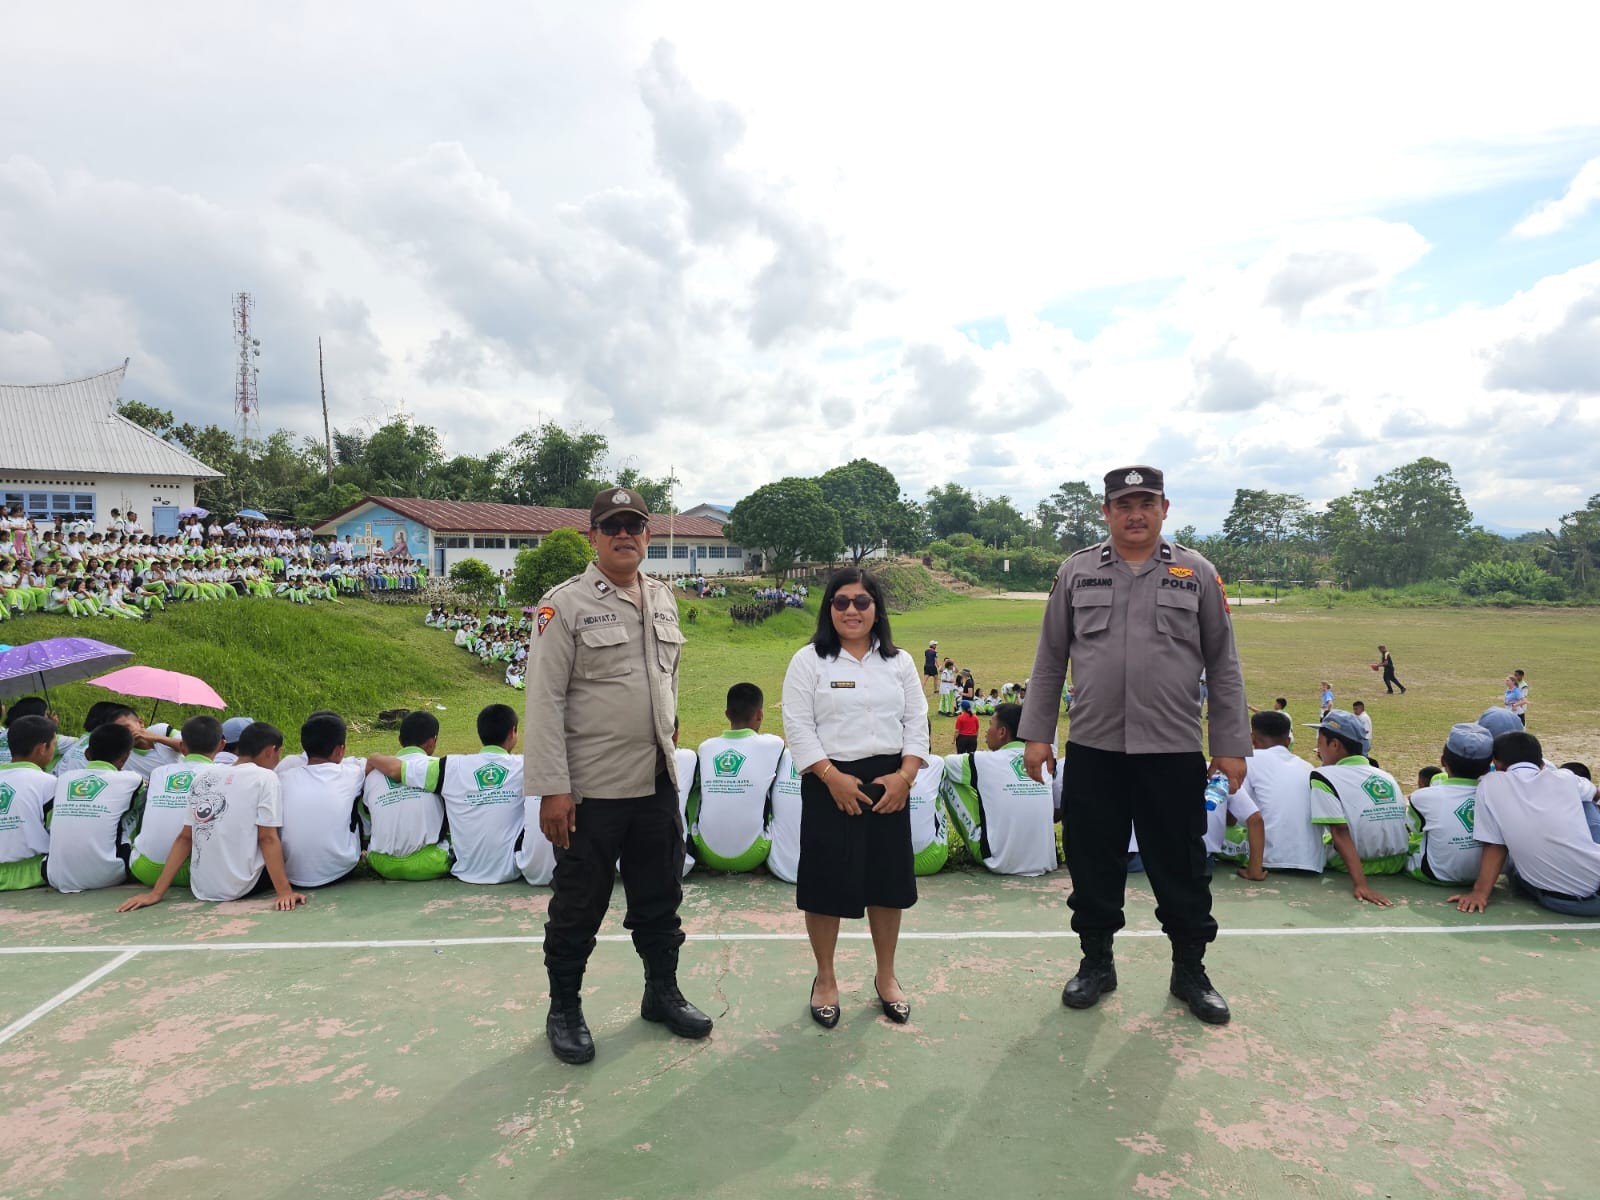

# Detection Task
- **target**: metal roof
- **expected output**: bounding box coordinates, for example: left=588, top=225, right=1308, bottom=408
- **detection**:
left=0, top=361, right=223, bottom=479
left=315, top=495, right=730, bottom=539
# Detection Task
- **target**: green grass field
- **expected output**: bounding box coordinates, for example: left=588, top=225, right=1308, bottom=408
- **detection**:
left=7, top=585, right=1597, bottom=780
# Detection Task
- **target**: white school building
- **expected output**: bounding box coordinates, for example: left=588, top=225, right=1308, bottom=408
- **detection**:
left=0, top=360, right=223, bottom=534
left=315, top=495, right=745, bottom=577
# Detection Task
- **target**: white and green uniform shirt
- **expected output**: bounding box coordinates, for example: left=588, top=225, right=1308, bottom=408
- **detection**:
left=764, top=748, right=804, bottom=885
left=188, top=762, right=282, bottom=902
left=363, top=749, right=445, bottom=858
left=1235, top=745, right=1321, bottom=872
left=1205, top=780, right=1259, bottom=857
left=441, top=748, right=524, bottom=884
left=515, top=796, right=557, bottom=885
left=0, top=761, right=56, bottom=862
left=673, top=746, right=697, bottom=877
left=125, top=742, right=182, bottom=784
left=1310, top=757, right=1410, bottom=874
left=908, top=755, right=948, bottom=876
left=276, top=755, right=367, bottom=888
left=1405, top=777, right=1483, bottom=885
left=136, top=755, right=214, bottom=866
left=46, top=763, right=142, bottom=892
left=690, top=729, right=782, bottom=872
left=940, top=742, right=1058, bottom=876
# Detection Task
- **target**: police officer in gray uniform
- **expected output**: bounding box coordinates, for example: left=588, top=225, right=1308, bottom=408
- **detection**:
left=1019, top=466, right=1249, bottom=1024
left=525, top=485, right=712, bottom=1064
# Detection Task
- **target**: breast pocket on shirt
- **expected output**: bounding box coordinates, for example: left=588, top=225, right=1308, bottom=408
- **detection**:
left=1070, top=588, right=1113, bottom=635
left=654, top=622, right=686, bottom=673
left=1154, top=586, right=1200, bottom=641
left=576, top=624, right=635, bottom=679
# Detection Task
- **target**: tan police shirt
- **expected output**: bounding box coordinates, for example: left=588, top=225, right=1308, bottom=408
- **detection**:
left=523, top=561, right=686, bottom=801
left=1018, top=538, right=1250, bottom=758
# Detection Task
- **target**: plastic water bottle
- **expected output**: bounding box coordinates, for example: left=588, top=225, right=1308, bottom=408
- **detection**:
left=1204, top=773, right=1229, bottom=814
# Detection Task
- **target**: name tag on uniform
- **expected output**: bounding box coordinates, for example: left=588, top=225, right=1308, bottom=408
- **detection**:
left=829, top=681, right=856, bottom=689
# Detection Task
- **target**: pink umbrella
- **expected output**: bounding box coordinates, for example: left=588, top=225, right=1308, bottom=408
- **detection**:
left=89, top=666, right=227, bottom=725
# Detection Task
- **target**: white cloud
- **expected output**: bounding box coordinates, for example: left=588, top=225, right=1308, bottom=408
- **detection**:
left=1512, top=156, right=1600, bottom=238
left=1483, top=263, right=1600, bottom=394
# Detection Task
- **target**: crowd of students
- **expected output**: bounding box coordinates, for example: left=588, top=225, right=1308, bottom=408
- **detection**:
left=0, top=509, right=429, bottom=623
left=425, top=606, right=532, bottom=689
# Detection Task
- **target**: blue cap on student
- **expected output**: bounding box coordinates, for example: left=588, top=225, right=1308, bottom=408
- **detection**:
left=1302, top=709, right=1369, bottom=754
left=221, top=716, right=254, bottom=745
left=1476, top=707, right=1522, bottom=739
left=1445, top=722, right=1494, bottom=760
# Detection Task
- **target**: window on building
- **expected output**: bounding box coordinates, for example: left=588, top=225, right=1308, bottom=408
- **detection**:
left=440, top=536, right=470, bottom=549
left=672, top=544, right=689, bottom=559
left=724, top=546, right=742, bottom=558
left=646, top=545, right=668, bottom=559
left=4, top=491, right=95, bottom=522
left=473, top=536, right=507, bottom=549
left=509, top=537, right=540, bottom=549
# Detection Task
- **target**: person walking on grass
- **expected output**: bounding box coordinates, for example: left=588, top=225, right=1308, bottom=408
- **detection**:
left=1375, top=645, right=1406, bottom=694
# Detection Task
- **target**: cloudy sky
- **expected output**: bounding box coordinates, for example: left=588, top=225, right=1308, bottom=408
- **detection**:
left=3, top=2, right=1599, bottom=531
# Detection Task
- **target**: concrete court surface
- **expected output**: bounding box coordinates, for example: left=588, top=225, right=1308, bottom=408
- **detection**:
left=1, top=869, right=1596, bottom=1200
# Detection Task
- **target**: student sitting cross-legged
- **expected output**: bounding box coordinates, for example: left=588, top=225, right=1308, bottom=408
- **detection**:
left=130, top=714, right=225, bottom=888
left=276, top=711, right=403, bottom=889
left=0, top=715, right=60, bottom=891
left=940, top=703, right=1058, bottom=876
left=1405, top=722, right=1494, bottom=888
left=364, top=710, right=453, bottom=881
left=48, top=723, right=143, bottom=893
left=689, top=683, right=784, bottom=872
left=1450, top=730, right=1600, bottom=917
left=438, top=703, right=530, bottom=885
left=117, top=721, right=307, bottom=912
left=1304, top=710, right=1409, bottom=906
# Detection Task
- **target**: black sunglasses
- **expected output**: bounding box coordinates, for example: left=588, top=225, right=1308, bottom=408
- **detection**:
left=597, top=516, right=648, bottom=536
left=830, top=594, right=874, bottom=612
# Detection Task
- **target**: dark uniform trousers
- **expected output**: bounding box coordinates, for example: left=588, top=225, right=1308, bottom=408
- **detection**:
left=543, top=771, right=686, bottom=970
left=1061, top=742, right=1217, bottom=943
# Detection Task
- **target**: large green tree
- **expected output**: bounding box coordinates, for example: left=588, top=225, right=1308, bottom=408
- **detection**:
left=972, top=494, right=1029, bottom=548
left=726, top=477, right=842, bottom=583
left=363, top=417, right=444, bottom=495
left=1035, top=481, right=1104, bottom=554
left=512, top=527, right=596, bottom=604
left=924, top=482, right=978, bottom=539
left=498, top=424, right=609, bottom=508
left=1326, top=457, right=1473, bottom=587
left=818, top=459, right=903, bottom=562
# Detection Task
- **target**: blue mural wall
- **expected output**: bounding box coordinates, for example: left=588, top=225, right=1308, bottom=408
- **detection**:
left=328, top=506, right=431, bottom=558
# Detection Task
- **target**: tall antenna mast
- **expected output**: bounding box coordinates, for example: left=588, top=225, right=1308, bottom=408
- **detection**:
left=318, top=337, right=333, bottom=483
left=232, top=292, right=261, bottom=442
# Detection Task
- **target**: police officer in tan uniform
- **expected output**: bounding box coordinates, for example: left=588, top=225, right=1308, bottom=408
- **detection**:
left=1019, top=466, right=1248, bottom=1025
left=525, top=485, right=710, bottom=1064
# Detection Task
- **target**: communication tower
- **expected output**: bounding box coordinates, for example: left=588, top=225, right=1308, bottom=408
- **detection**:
left=233, top=292, right=262, bottom=441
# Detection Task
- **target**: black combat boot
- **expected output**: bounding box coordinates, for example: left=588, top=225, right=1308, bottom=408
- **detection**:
left=1169, top=939, right=1231, bottom=1025
left=546, top=965, right=596, bottom=1064
left=1061, top=933, right=1117, bottom=1009
left=640, top=945, right=714, bottom=1039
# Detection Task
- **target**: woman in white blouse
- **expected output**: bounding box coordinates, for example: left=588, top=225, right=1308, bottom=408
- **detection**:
left=781, top=568, right=930, bottom=1028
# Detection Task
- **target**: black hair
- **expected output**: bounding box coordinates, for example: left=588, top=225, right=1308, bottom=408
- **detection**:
left=1252, top=711, right=1293, bottom=740
left=1440, top=749, right=1491, bottom=780
left=180, top=715, right=224, bottom=756
left=1324, top=730, right=1364, bottom=759
left=1559, top=761, right=1591, bottom=780
left=1493, top=730, right=1542, bottom=768
left=811, top=567, right=898, bottom=661
left=300, top=712, right=348, bottom=759
left=87, top=722, right=135, bottom=765
left=6, top=714, right=55, bottom=759
left=5, top=696, right=48, bottom=726
left=477, top=703, right=518, bottom=747
left=725, top=682, right=764, bottom=725
left=237, top=721, right=285, bottom=758
left=80, top=700, right=127, bottom=732
left=398, top=710, right=440, bottom=747
left=1274, top=697, right=1288, bottom=709
left=1352, top=700, right=1365, bottom=710
left=1417, top=764, right=1444, bottom=787
left=993, top=702, right=1024, bottom=741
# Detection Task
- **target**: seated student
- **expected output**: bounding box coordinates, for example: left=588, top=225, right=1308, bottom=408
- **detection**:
left=47, top=723, right=144, bottom=893
left=941, top=703, right=1058, bottom=876
left=0, top=715, right=60, bottom=890
left=214, top=715, right=255, bottom=766
left=764, top=745, right=804, bottom=884
left=438, top=703, right=527, bottom=885
left=1416, top=765, right=1443, bottom=791
left=953, top=699, right=980, bottom=754
left=907, top=749, right=949, bottom=876
left=689, top=683, right=783, bottom=872
left=671, top=718, right=697, bottom=878
left=1406, top=723, right=1494, bottom=887
left=1236, top=711, right=1321, bottom=872
left=132, top=714, right=226, bottom=887
left=364, top=710, right=454, bottom=881
left=1451, top=731, right=1600, bottom=916
left=0, top=696, right=52, bottom=765
left=276, top=711, right=402, bottom=889
left=1207, top=772, right=1267, bottom=880
left=117, top=722, right=307, bottom=911
left=1303, top=710, right=1409, bottom=906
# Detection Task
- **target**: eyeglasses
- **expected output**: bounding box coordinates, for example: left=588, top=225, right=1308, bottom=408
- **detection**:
left=831, top=594, right=874, bottom=612
left=597, top=516, right=648, bottom=536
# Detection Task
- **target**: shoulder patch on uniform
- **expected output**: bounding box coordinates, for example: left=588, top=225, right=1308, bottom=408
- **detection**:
left=536, top=606, right=556, bottom=636
left=594, top=578, right=610, bottom=595
left=1048, top=574, right=1058, bottom=595
left=1215, top=574, right=1231, bottom=614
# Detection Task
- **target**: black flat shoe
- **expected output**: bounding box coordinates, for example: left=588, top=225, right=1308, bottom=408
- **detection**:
left=874, top=975, right=910, bottom=1024
left=809, top=976, right=840, bottom=1029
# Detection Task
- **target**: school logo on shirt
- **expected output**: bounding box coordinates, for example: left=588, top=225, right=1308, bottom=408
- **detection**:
left=536, top=606, right=556, bottom=636
left=1453, top=795, right=1475, bottom=832
left=0, top=784, right=12, bottom=815
left=1009, top=756, right=1031, bottom=782
left=1361, top=776, right=1398, bottom=804
left=474, top=762, right=510, bottom=790
left=712, top=749, right=747, bottom=777
left=167, top=771, right=196, bottom=794
left=67, top=775, right=108, bottom=801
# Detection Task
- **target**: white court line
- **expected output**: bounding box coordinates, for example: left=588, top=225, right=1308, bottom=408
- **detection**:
left=0, top=949, right=141, bottom=1046
left=0, top=923, right=1596, bottom=956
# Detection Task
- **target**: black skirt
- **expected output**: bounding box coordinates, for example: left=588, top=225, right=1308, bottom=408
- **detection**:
left=796, top=752, right=917, bottom=918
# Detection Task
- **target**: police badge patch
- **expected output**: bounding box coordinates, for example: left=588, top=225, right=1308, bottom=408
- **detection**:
left=536, top=606, right=556, bottom=636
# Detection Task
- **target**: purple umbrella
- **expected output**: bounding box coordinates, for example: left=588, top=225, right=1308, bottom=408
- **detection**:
left=0, top=637, right=134, bottom=703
